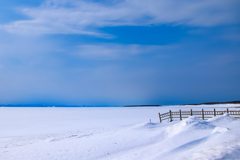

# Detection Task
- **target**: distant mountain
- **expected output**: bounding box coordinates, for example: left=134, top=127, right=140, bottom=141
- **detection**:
left=123, top=101, right=240, bottom=107
left=183, top=101, right=240, bottom=105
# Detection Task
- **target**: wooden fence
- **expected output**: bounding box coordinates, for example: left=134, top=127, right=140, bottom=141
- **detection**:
left=158, top=108, right=240, bottom=123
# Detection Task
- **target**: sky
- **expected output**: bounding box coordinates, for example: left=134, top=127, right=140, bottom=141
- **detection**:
left=0, top=0, right=240, bottom=106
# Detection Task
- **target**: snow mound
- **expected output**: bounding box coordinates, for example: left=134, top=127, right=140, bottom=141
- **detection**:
left=211, top=127, right=229, bottom=134
left=177, top=116, right=214, bottom=129
left=208, top=113, right=237, bottom=124
left=166, top=116, right=215, bottom=137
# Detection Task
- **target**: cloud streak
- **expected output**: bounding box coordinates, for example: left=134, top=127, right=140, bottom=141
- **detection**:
left=76, top=44, right=171, bottom=59
left=0, top=0, right=239, bottom=36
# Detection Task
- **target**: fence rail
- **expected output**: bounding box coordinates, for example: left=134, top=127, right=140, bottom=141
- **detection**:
left=158, top=108, right=240, bottom=123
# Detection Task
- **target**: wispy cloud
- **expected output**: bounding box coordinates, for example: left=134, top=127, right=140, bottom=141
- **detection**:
left=76, top=44, right=169, bottom=59
left=0, top=0, right=239, bottom=36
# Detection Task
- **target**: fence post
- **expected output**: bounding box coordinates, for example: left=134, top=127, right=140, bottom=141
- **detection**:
left=169, top=110, right=172, bottom=122
left=158, top=113, right=162, bottom=123
left=214, top=108, right=216, bottom=116
left=202, top=109, right=204, bottom=120
left=179, top=109, right=182, bottom=121
left=191, top=109, right=193, bottom=116
left=227, top=108, right=229, bottom=114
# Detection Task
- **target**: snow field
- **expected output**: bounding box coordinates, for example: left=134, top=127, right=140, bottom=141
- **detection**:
left=0, top=104, right=240, bottom=160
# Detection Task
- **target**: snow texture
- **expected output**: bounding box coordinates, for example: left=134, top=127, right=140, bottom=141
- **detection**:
left=0, top=104, right=240, bottom=160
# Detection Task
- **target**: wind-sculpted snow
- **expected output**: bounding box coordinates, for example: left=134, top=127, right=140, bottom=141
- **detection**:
left=166, top=116, right=215, bottom=137
left=128, top=122, right=162, bottom=130
left=208, top=113, right=237, bottom=124
left=0, top=106, right=240, bottom=160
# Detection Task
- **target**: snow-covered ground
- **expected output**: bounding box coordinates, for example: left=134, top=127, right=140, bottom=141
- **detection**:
left=1, top=104, right=240, bottom=160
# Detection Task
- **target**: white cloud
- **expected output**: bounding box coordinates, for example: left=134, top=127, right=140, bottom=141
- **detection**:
left=0, top=0, right=239, bottom=36
left=76, top=44, right=171, bottom=59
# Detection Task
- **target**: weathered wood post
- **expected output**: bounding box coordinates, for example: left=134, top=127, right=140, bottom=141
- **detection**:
left=190, top=109, right=193, bottom=116
left=202, top=109, right=204, bottom=120
left=169, top=110, right=172, bottom=122
left=179, top=109, right=182, bottom=121
left=214, top=108, right=216, bottom=116
left=158, top=113, right=162, bottom=123
left=227, top=108, right=229, bottom=114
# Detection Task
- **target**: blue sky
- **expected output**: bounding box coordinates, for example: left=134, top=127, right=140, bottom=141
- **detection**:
left=0, top=0, right=240, bottom=105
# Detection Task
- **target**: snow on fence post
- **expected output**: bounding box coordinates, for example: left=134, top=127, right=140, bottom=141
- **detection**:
left=169, top=110, right=172, bottom=122
left=202, top=109, right=204, bottom=120
left=158, top=113, right=162, bottom=123
left=191, top=109, right=193, bottom=116
left=179, top=109, right=182, bottom=121
left=214, top=108, right=216, bottom=116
